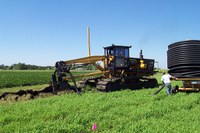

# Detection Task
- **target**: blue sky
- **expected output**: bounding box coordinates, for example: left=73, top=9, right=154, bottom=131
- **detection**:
left=0, top=0, right=200, bottom=68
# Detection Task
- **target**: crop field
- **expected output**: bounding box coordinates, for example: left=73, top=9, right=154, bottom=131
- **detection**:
left=0, top=70, right=91, bottom=88
left=0, top=70, right=199, bottom=132
left=0, top=70, right=53, bottom=88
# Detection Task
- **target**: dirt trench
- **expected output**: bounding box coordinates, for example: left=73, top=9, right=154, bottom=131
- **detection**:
left=0, top=86, right=75, bottom=102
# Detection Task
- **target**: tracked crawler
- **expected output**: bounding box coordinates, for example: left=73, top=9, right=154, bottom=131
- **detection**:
left=51, top=44, right=158, bottom=92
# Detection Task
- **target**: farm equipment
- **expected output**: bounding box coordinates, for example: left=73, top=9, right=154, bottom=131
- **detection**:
left=51, top=44, right=158, bottom=92
left=168, top=40, right=200, bottom=93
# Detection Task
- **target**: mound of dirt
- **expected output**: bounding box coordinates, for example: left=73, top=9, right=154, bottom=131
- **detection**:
left=0, top=85, right=76, bottom=102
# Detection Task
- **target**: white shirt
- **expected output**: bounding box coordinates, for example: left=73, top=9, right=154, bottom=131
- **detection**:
left=161, top=74, right=172, bottom=84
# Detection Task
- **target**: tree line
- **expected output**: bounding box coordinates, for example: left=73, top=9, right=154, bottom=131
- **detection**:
left=0, top=63, right=54, bottom=70
left=0, top=63, right=97, bottom=70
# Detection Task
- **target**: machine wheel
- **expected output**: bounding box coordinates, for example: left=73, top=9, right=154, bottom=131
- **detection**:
left=149, top=78, right=158, bottom=88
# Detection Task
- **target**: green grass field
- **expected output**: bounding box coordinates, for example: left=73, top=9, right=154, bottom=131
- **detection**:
left=0, top=70, right=199, bottom=132
left=0, top=70, right=92, bottom=88
left=0, top=89, right=199, bottom=132
left=0, top=70, right=53, bottom=88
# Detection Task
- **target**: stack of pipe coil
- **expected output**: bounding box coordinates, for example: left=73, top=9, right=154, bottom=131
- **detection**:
left=167, top=40, right=200, bottom=78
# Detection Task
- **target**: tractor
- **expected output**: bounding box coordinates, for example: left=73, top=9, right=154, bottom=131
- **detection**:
left=51, top=44, right=158, bottom=92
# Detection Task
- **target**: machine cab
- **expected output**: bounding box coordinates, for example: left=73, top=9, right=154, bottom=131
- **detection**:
left=104, top=44, right=131, bottom=70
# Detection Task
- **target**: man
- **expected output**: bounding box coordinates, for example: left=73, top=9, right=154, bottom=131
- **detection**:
left=161, top=72, right=175, bottom=95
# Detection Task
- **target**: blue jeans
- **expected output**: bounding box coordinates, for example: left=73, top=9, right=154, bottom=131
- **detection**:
left=165, top=83, right=171, bottom=95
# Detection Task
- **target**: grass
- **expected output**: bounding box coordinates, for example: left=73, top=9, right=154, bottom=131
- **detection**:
left=0, top=70, right=94, bottom=88
left=0, top=71, right=199, bottom=132
left=0, top=89, right=199, bottom=132
left=0, top=70, right=53, bottom=88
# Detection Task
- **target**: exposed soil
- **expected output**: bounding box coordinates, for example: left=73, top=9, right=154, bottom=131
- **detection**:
left=0, top=86, right=76, bottom=102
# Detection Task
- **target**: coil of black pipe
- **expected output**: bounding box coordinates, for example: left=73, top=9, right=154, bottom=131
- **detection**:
left=167, top=40, right=200, bottom=78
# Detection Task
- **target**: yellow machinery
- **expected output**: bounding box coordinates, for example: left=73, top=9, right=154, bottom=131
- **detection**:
left=51, top=44, right=158, bottom=92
